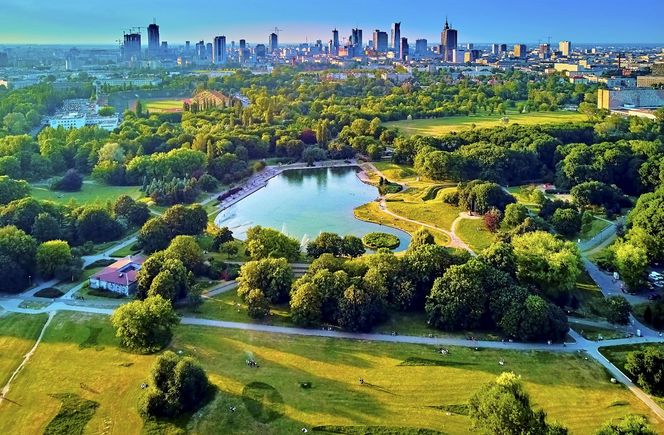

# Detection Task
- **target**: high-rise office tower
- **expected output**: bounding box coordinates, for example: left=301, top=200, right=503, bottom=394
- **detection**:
left=491, top=43, right=500, bottom=56
left=213, top=36, right=227, bottom=64
left=415, top=39, right=428, bottom=56
left=538, top=43, right=550, bottom=59
left=441, top=18, right=458, bottom=62
left=195, top=40, right=206, bottom=59
left=391, top=22, right=401, bottom=51
left=373, top=30, right=388, bottom=53
left=400, top=37, right=409, bottom=61
left=269, top=33, right=278, bottom=53
left=351, top=28, right=363, bottom=52
left=123, top=32, right=142, bottom=61
left=500, top=44, right=507, bottom=54
left=0, top=52, right=8, bottom=67
left=255, top=44, right=266, bottom=59
left=467, top=43, right=474, bottom=50
left=514, top=44, right=527, bottom=58
left=239, top=39, right=246, bottom=50
left=147, top=21, right=160, bottom=56
left=185, top=41, right=191, bottom=52
left=206, top=42, right=213, bottom=59
left=332, top=29, right=340, bottom=55
left=559, top=40, right=571, bottom=57
left=161, top=41, right=168, bottom=52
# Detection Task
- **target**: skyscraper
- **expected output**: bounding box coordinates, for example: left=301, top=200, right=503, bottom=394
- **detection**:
left=195, top=40, right=206, bottom=60
left=514, top=44, right=527, bottom=59
left=373, top=30, right=388, bottom=53
left=441, top=18, right=458, bottom=62
left=332, top=29, right=340, bottom=55
left=147, top=21, right=160, bottom=56
left=559, top=40, right=571, bottom=57
left=491, top=43, right=500, bottom=56
left=213, top=36, right=227, bottom=64
left=538, top=43, right=550, bottom=59
left=415, top=39, right=428, bottom=56
left=255, top=44, right=266, bottom=59
left=400, top=37, right=409, bottom=61
left=391, top=23, right=401, bottom=51
left=351, top=28, right=363, bottom=53
left=269, top=33, right=278, bottom=54
left=123, top=32, right=142, bottom=61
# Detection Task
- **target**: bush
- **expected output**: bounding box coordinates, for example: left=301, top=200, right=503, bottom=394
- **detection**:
left=362, top=232, right=400, bottom=250
left=34, top=287, right=64, bottom=298
left=50, top=169, right=83, bottom=192
left=84, top=259, right=116, bottom=270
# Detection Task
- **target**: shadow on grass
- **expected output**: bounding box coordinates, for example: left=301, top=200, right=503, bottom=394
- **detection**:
left=44, top=393, right=99, bottom=435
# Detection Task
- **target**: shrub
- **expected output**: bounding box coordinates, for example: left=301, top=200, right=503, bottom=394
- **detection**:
left=50, top=169, right=83, bottom=192
left=362, top=232, right=400, bottom=250
left=34, top=287, right=64, bottom=298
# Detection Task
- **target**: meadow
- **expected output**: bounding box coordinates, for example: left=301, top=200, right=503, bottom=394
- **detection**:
left=30, top=180, right=143, bottom=206
left=383, top=111, right=586, bottom=137
left=144, top=99, right=187, bottom=113
left=0, top=312, right=662, bottom=434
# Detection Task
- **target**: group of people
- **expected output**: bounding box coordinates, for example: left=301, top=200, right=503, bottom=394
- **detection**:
left=246, top=359, right=259, bottom=368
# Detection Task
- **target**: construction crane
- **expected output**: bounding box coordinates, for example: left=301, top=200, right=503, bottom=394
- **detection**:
left=132, top=26, right=144, bottom=35
left=271, top=27, right=283, bottom=36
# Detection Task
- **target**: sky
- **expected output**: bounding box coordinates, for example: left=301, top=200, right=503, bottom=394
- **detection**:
left=1, top=0, right=663, bottom=45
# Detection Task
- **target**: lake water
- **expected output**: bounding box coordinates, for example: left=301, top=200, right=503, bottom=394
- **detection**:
left=214, top=166, right=411, bottom=251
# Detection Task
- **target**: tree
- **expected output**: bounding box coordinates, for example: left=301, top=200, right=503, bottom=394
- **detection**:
left=31, top=212, right=61, bottom=242
left=596, top=415, right=656, bottom=435
left=336, top=283, right=384, bottom=332
left=114, top=195, right=150, bottom=226
left=0, top=226, right=38, bottom=292
left=512, top=232, right=581, bottom=302
left=75, top=206, right=123, bottom=243
left=503, top=203, right=529, bottom=228
left=409, top=227, right=435, bottom=250
left=50, top=169, right=83, bottom=192
left=139, top=351, right=211, bottom=418
left=162, top=204, right=207, bottom=236
left=245, top=226, right=301, bottom=261
left=302, top=146, right=327, bottom=165
left=138, top=217, right=172, bottom=254
left=211, top=227, right=234, bottom=251
left=480, top=242, right=517, bottom=276
left=341, top=235, right=366, bottom=258
left=246, top=288, right=270, bottom=319
left=551, top=208, right=582, bottom=237
left=627, top=186, right=664, bottom=261
left=625, top=347, right=664, bottom=395
left=111, top=296, right=180, bottom=353
left=237, top=258, right=293, bottom=304
left=604, top=296, right=631, bottom=325
left=306, top=232, right=344, bottom=258
left=290, top=282, right=324, bottom=326
left=165, top=235, right=204, bottom=273
left=469, top=372, right=568, bottom=435
left=613, top=242, right=648, bottom=291
left=484, top=208, right=502, bottom=233
left=499, top=295, right=569, bottom=342
left=0, top=176, right=30, bottom=205
left=36, top=240, right=73, bottom=279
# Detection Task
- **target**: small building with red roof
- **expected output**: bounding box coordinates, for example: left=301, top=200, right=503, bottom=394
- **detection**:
left=89, top=255, right=146, bottom=296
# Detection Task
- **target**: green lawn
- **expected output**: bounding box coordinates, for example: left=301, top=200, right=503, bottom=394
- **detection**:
left=0, top=312, right=48, bottom=387
left=144, top=98, right=187, bottom=113
left=386, top=195, right=461, bottom=231
left=572, top=324, right=630, bottom=341
left=1, top=312, right=663, bottom=434
left=568, top=270, right=608, bottom=319
left=384, top=111, right=586, bottom=137
left=31, top=181, right=143, bottom=206
left=354, top=202, right=450, bottom=246
left=454, top=218, right=496, bottom=253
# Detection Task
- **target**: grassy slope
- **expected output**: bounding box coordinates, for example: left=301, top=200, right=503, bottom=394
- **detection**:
left=31, top=181, right=142, bottom=206
left=1, top=312, right=662, bottom=433
left=454, top=218, right=497, bottom=253
left=383, top=112, right=586, bottom=137
left=0, top=313, right=48, bottom=387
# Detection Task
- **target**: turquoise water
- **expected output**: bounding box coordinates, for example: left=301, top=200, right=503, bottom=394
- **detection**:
left=214, top=166, right=411, bottom=251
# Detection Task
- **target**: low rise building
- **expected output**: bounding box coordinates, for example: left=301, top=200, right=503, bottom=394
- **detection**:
left=89, top=256, right=145, bottom=296
left=47, top=99, right=119, bottom=131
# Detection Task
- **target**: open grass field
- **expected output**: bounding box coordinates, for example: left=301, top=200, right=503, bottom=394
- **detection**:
left=144, top=98, right=187, bottom=113
left=0, top=314, right=664, bottom=434
left=1, top=312, right=663, bottom=434
left=454, top=218, right=496, bottom=253
left=383, top=111, right=586, bottom=137
left=0, top=312, right=47, bottom=387
left=354, top=202, right=450, bottom=246
left=30, top=181, right=143, bottom=206
left=387, top=193, right=462, bottom=231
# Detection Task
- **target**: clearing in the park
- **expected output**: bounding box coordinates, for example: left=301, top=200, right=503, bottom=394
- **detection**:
left=383, top=111, right=586, bottom=136
left=0, top=312, right=661, bottom=434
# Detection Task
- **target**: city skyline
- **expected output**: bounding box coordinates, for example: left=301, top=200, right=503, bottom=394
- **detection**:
left=1, top=0, right=663, bottom=45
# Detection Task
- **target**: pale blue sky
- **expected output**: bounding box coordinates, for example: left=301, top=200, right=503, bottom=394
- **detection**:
left=0, top=0, right=663, bottom=45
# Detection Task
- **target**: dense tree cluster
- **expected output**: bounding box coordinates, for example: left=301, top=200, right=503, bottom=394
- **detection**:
left=111, top=295, right=180, bottom=353
left=138, top=204, right=207, bottom=253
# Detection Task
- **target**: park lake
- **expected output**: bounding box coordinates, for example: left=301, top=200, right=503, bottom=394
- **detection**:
left=215, top=166, right=411, bottom=251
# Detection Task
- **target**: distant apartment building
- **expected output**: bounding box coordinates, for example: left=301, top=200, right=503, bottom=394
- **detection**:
left=513, top=44, right=527, bottom=59
left=637, top=76, right=664, bottom=88
left=559, top=40, right=571, bottom=57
